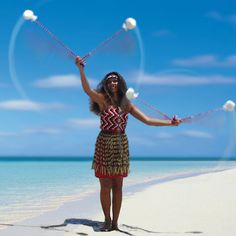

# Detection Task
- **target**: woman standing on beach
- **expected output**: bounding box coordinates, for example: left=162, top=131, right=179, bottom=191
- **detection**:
left=75, top=58, right=181, bottom=231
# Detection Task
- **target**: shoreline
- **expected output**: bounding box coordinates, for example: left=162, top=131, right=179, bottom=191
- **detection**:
left=1, top=166, right=236, bottom=235
left=1, top=157, right=236, bottom=162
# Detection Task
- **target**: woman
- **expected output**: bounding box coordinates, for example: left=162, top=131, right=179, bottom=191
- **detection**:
left=75, top=58, right=181, bottom=231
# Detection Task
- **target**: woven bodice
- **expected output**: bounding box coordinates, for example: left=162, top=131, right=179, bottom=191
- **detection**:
left=100, top=106, right=128, bottom=132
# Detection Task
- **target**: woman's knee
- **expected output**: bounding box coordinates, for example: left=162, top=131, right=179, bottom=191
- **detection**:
left=112, top=178, right=123, bottom=191
left=100, top=178, right=112, bottom=190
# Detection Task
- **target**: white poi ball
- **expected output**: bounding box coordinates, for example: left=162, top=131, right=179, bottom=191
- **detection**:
left=122, top=18, right=136, bottom=31
left=126, top=88, right=139, bottom=100
left=23, top=10, right=38, bottom=21
left=223, top=100, right=235, bottom=112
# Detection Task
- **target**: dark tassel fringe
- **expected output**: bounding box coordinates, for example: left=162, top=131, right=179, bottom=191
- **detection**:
left=92, top=131, right=129, bottom=177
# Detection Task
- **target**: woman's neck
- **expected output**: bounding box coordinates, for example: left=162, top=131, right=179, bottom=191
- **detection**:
left=113, top=94, right=118, bottom=101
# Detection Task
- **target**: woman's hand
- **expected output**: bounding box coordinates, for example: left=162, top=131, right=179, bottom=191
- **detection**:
left=171, top=115, right=182, bottom=126
left=75, top=56, right=85, bottom=70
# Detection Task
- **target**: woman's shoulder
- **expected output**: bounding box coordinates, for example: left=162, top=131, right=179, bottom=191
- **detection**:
left=125, top=101, right=133, bottom=113
left=95, top=92, right=105, bottom=100
left=90, top=92, right=106, bottom=113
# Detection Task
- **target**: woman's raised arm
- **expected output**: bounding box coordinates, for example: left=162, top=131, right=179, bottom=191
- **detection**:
left=75, top=57, right=103, bottom=104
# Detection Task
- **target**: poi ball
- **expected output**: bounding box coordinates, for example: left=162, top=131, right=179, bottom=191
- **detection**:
left=123, top=18, right=136, bottom=31
left=126, top=88, right=139, bottom=100
left=23, top=10, right=38, bottom=21
left=223, top=100, right=235, bottom=112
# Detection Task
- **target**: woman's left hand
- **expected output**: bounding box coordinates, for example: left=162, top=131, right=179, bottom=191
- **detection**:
left=171, top=115, right=182, bottom=126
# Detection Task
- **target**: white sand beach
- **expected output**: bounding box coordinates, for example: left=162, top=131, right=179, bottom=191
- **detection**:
left=1, top=168, right=236, bottom=236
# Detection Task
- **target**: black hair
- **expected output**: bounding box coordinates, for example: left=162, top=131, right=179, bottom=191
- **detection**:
left=90, top=72, right=129, bottom=115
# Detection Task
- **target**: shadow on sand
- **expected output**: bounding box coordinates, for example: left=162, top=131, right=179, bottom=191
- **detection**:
left=1, top=219, right=203, bottom=235
left=41, top=218, right=203, bottom=235
left=41, top=218, right=133, bottom=235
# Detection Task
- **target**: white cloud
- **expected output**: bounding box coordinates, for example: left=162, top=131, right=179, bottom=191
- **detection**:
left=0, top=100, right=65, bottom=111
left=172, top=54, right=236, bottom=67
left=0, top=83, right=8, bottom=88
left=0, top=132, right=18, bottom=137
left=229, top=15, right=236, bottom=24
left=173, top=55, right=217, bottom=67
left=132, top=130, right=212, bottom=143
left=155, top=132, right=175, bottom=139
left=34, top=74, right=80, bottom=88
left=206, top=11, right=236, bottom=25
left=67, top=118, right=99, bottom=128
left=129, top=136, right=156, bottom=147
left=24, top=128, right=63, bottom=135
left=0, top=128, right=63, bottom=138
left=132, top=71, right=236, bottom=86
left=181, top=130, right=213, bottom=139
left=33, top=74, right=98, bottom=88
left=152, top=29, right=172, bottom=37
left=205, top=11, right=223, bottom=21
left=151, top=130, right=212, bottom=140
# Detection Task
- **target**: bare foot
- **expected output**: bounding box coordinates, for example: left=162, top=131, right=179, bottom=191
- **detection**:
left=100, top=220, right=111, bottom=232
left=110, top=223, right=119, bottom=231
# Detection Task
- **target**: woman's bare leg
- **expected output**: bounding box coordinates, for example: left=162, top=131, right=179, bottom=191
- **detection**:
left=111, top=178, right=123, bottom=230
left=99, top=178, right=112, bottom=231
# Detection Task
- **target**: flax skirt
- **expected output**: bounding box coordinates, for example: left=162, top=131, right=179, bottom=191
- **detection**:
left=92, top=131, right=129, bottom=178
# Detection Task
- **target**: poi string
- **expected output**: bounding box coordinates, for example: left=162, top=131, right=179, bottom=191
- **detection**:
left=136, top=97, right=171, bottom=120
left=81, top=18, right=136, bottom=62
left=126, top=88, right=236, bottom=123
left=126, top=88, right=172, bottom=120
left=34, top=20, right=78, bottom=59
left=180, top=107, right=222, bottom=123
left=81, top=28, right=124, bottom=62
left=181, top=100, right=235, bottom=123
left=23, top=10, right=77, bottom=60
left=23, top=10, right=136, bottom=63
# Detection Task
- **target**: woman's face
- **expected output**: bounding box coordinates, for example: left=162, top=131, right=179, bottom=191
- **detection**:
left=106, top=75, right=119, bottom=93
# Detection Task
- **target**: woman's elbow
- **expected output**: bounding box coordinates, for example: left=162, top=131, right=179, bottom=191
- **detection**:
left=82, top=85, right=91, bottom=95
left=142, top=117, right=152, bottom=125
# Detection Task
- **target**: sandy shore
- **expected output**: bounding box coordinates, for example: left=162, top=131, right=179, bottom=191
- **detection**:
left=1, top=168, right=236, bottom=236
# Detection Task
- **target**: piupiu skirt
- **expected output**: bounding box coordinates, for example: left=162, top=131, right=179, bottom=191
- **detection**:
left=92, top=131, right=129, bottom=178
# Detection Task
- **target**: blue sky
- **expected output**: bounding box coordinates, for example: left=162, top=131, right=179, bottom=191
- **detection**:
left=0, top=0, right=236, bottom=158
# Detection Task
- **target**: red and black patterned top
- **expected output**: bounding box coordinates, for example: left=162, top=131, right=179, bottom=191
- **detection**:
left=100, top=106, right=128, bottom=132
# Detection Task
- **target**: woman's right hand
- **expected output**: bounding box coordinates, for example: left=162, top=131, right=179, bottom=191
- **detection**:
left=75, top=56, right=85, bottom=69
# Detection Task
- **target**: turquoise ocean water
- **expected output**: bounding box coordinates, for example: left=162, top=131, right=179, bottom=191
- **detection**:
left=0, top=158, right=236, bottom=228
